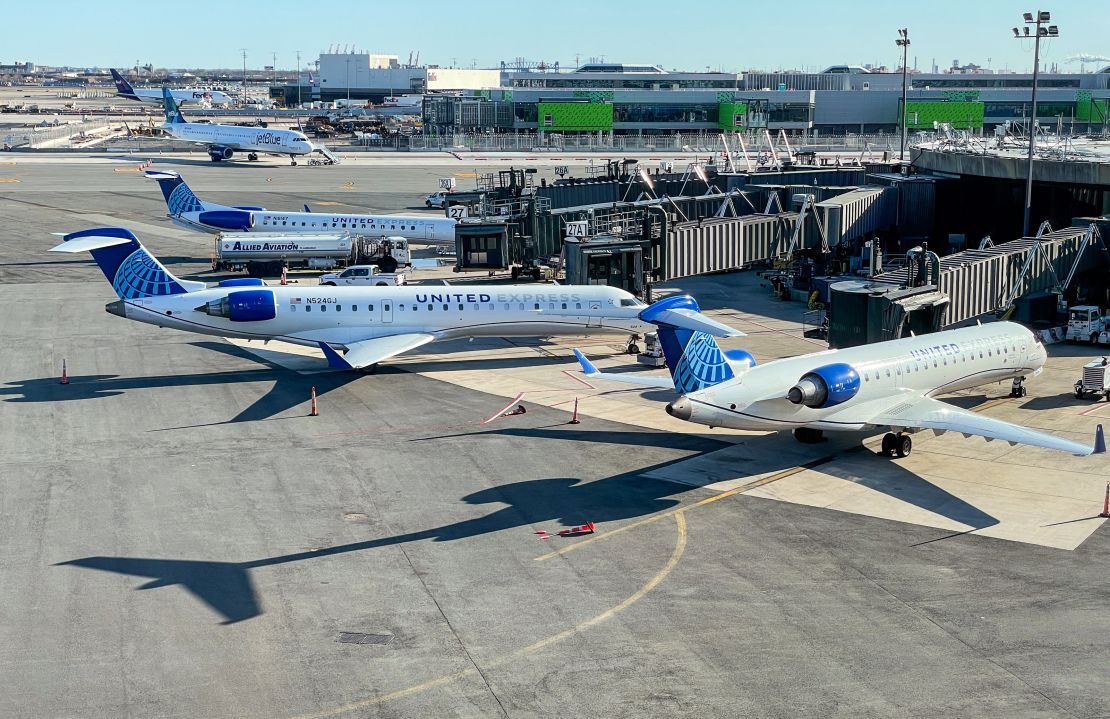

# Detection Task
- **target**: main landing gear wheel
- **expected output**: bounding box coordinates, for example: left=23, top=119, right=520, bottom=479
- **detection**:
left=793, top=427, right=825, bottom=444
left=625, top=335, right=642, bottom=355
left=880, top=432, right=912, bottom=458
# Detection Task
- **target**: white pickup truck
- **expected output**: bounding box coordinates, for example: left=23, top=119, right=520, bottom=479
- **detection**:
left=319, top=264, right=406, bottom=287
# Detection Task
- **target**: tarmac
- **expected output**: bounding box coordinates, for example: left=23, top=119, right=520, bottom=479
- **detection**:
left=2, top=152, right=1110, bottom=718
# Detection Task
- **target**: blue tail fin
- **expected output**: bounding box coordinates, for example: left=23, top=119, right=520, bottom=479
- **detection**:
left=49, top=227, right=203, bottom=299
left=110, top=69, right=138, bottom=99
left=145, top=170, right=206, bottom=214
left=639, top=295, right=740, bottom=394
left=161, top=87, right=185, bottom=124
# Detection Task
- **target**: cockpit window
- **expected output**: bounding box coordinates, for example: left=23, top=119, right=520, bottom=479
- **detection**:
left=619, top=298, right=646, bottom=307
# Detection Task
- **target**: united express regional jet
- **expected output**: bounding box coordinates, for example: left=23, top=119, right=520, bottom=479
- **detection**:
left=51, top=227, right=667, bottom=372
left=575, top=295, right=1101, bottom=457
left=146, top=170, right=456, bottom=244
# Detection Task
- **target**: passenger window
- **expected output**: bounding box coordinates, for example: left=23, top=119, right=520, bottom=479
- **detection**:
left=576, top=303, right=581, bottom=309
left=458, top=304, right=464, bottom=311
left=368, top=304, right=374, bottom=311
left=534, top=303, right=540, bottom=310
left=352, top=305, right=357, bottom=311
left=321, top=305, right=327, bottom=312
left=384, top=304, right=390, bottom=312
left=336, top=305, right=341, bottom=312
left=562, top=303, right=567, bottom=309
left=428, top=304, right=433, bottom=311
left=306, top=306, right=312, bottom=312
left=443, top=304, right=448, bottom=311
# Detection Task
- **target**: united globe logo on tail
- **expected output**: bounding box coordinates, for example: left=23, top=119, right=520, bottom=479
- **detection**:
left=168, top=182, right=203, bottom=215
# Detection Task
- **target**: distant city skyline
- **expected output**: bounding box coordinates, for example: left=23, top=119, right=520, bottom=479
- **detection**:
left=4, top=0, right=1108, bottom=74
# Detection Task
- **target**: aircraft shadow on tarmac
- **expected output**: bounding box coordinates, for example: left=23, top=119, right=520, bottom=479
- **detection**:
left=0, top=341, right=359, bottom=425
left=57, top=421, right=998, bottom=625
left=57, top=459, right=711, bottom=625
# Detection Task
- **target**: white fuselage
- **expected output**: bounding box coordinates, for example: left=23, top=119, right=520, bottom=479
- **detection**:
left=163, top=122, right=314, bottom=157
left=128, top=88, right=233, bottom=106
left=114, top=284, right=650, bottom=349
left=182, top=210, right=457, bottom=245
left=683, top=323, right=1045, bottom=431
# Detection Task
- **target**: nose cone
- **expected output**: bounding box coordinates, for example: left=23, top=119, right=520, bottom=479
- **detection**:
left=666, top=396, right=693, bottom=421
left=105, top=300, right=126, bottom=318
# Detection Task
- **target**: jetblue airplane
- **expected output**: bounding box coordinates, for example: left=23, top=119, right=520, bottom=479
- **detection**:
left=575, top=295, right=1100, bottom=457
left=147, top=170, right=456, bottom=244
left=50, top=227, right=662, bottom=371
left=110, top=69, right=232, bottom=106
left=159, top=88, right=330, bottom=165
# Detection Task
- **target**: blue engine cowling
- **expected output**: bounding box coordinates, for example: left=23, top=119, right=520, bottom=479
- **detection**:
left=198, top=210, right=254, bottom=230
left=198, top=289, right=276, bottom=322
left=787, top=362, right=860, bottom=408
left=218, top=278, right=266, bottom=288
left=209, top=145, right=234, bottom=160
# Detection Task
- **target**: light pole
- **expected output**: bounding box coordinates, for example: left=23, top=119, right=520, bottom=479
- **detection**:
left=345, top=56, right=351, bottom=106
left=896, top=28, right=910, bottom=161
left=295, top=50, right=302, bottom=107
left=1013, top=10, right=1059, bottom=236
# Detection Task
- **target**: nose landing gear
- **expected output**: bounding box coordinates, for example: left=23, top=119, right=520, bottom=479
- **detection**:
left=1010, top=376, right=1028, bottom=398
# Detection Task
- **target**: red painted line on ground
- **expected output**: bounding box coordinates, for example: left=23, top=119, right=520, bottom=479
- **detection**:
left=481, top=392, right=526, bottom=424
left=1080, top=402, right=1110, bottom=417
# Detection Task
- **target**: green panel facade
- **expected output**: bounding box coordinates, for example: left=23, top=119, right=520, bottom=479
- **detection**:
left=717, top=101, right=748, bottom=130
left=537, top=102, right=613, bottom=131
left=1076, top=91, right=1109, bottom=123
left=900, top=100, right=984, bottom=129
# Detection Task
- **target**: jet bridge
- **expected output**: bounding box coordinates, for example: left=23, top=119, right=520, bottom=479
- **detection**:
left=869, top=224, right=1107, bottom=326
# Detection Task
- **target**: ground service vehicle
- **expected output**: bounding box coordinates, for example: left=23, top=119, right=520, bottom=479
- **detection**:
left=318, top=265, right=406, bottom=286
left=1065, top=305, right=1110, bottom=344
left=1075, top=358, right=1110, bottom=401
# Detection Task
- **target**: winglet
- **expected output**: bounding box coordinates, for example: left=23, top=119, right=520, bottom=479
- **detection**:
left=304, top=204, right=311, bottom=213
left=572, top=348, right=600, bottom=377
left=318, top=341, right=353, bottom=370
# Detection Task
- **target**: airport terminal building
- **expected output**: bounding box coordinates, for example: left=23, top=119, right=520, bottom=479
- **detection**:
left=419, top=63, right=1110, bottom=139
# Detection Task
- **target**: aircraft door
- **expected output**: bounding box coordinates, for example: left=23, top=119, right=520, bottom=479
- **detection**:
left=381, top=299, right=394, bottom=324
left=587, top=299, right=602, bottom=328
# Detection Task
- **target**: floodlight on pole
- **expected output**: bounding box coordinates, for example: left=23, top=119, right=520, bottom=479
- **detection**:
left=896, top=27, right=911, bottom=161
left=1013, top=8, right=1058, bottom=237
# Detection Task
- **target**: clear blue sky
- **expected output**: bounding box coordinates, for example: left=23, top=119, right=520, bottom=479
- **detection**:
left=4, top=0, right=1108, bottom=73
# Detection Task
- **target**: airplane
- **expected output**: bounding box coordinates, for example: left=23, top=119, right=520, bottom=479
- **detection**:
left=110, top=69, right=232, bottom=107
left=573, top=294, right=1101, bottom=457
left=146, top=170, right=457, bottom=245
left=159, top=88, right=333, bottom=166
left=48, top=227, right=686, bottom=372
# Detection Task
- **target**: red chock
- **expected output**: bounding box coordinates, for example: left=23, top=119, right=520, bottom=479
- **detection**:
left=501, top=404, right=527, bottom=417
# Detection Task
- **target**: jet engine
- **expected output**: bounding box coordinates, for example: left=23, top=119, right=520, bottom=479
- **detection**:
left=197, top=209, right=254, bottom=230
left=197, top=289, right=276, bottom=322
left=786, top=363, right=860, bottom=408
left=208, top=145, right=234, bottom=161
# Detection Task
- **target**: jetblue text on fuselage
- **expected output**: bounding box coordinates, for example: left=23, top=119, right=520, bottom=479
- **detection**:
left=255, top=132, right=283, bottom=145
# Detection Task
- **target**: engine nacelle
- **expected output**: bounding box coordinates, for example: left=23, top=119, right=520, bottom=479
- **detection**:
left=198, top=209, right=254, bottom=230
left=197, top=289, right=276, bottom=322
left=209, top=145, right=234, bottom=160
left=787, top=362, right=860, bottom=408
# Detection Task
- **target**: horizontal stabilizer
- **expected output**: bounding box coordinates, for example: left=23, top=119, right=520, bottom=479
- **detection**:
left=639, top=295, right=744, bottom=338
left=572, top=349, right=675, bottom=390
left=49, top=235, right=133, bottom=253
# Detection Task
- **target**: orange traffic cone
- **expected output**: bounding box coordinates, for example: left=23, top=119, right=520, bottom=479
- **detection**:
left=309, top=386, right=318, bottom=416
left=568, top=397, right=580, bottom=424
left=1100, top=482, right=1109, bottom=519
left=280, top=266, right=288, bottom=286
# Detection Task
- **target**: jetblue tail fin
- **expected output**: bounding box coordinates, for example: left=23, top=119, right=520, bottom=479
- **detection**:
left=145, top=170, right=211, bottom=215
left=161, top=87, right=185, bottom=124
left=638, top=295, right=745, bottom=394
left=110, top=69, right=138, bottom=99
left=49, top=227, right=205, bottom=299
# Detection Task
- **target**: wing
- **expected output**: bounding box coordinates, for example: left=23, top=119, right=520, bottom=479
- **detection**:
left=319, top=333, right=436, bottom=370
left=855, top=394, right=1094, bottom=456
left=572, top=349, right=675, bottom=390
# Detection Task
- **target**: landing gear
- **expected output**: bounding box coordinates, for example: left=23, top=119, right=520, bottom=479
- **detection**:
left=880, top=432, right=912, bottom=458
left=793, top=427, right=825, bottom=444
left=290, top=155, right=298, bottom=166
left=625, top=334, right=642, bottom=355
left=1010, top=376, right=1027, bottom=398
left=248, top=152, right=259, bottom=161
left=356, top=363, right=378, bottom=375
